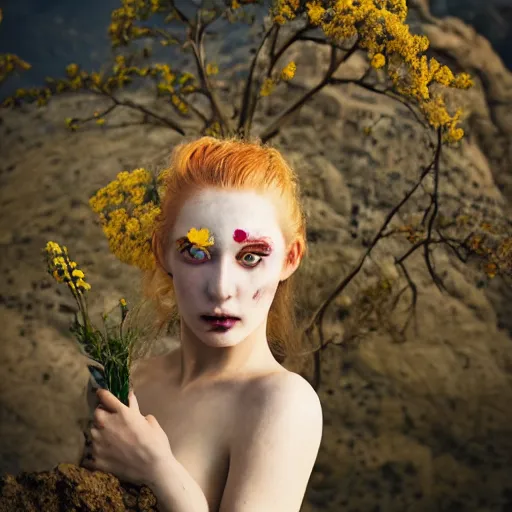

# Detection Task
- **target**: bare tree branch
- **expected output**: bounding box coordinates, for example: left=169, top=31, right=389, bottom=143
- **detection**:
left=94, top=90, right=186, bottom=134
left=423, top=129, right=447, bottom=292
left=266, top=23, right=312, bottom=78
left=187, top=8, right=232, bottom=136
left=237, top=24, right=277, bottom=138
left=260, top=43, right=358, bottom=142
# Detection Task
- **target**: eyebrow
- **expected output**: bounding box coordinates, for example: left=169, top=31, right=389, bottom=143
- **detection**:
left=239, top=237, right=274, bottom=254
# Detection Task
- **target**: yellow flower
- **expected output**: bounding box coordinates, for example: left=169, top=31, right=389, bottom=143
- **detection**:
left=44, top=241, right=91, bottom=294
left=453, top=72, right=473, bottom=89
left=120, top=298, right=127, bottom=307
left=281, top=61, right=296, bottom=81
left=371, top=53, right=386, bottom=69
left=306, top=2, right=325, bottom=25
left=485, top=262, right=497, bottom=279
left=260, top=77, right=276, bottom=97
left=433, top=65, right=454, bottom=86
left=89, top=167, right=163, bottom=270
left=45, top=241, right=62, bottom=255
left=187, top=228, right=214, bottom=248
left=66, top=63, right=79, bottom=77
left=274, top=0, right=300, bottom=23
left=206, top=63, right=219, bottom=76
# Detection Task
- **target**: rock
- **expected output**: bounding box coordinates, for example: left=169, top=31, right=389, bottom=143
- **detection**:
left=0, top=464, right=158, bottom=512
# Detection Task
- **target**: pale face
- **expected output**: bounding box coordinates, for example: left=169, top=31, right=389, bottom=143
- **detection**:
left=166, top=188, right=291, bottom=348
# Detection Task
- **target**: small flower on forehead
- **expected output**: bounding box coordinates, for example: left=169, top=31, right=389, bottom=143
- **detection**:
left=233, top=229, right=248, bottom=243
left=187, top=227, right=214, bottom=248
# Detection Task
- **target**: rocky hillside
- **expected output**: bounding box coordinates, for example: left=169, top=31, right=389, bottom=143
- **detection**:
left=0, top=2, right=511, bottom=510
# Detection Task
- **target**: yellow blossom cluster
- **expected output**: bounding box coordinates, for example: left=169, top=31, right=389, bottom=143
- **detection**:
left=2, top=58, right=136, bottom=108
left=371, top=53, right=386, bottom=69
left=273, top=0, right=300, bottom=25
left=0, top=9, right=31, bottom=84
left=152, top=63, right=194, bottom=114
left=395, top=215, right=512, bottom=280
left=0, top=53, right=31, bottom=84
left=3, top=56, right=197, bottom=121
left=206, top=63, right=219, bottom=76
left=109, top=0, right=166, bottom=47
left=397, top=224, right=426, bottom=245
left=467, top=233, right=512, bottom=279
left=274, top=0, right=473, bottom=142
left=89, top=168, right=165, bottom=270
left=260, top=60, right=297, bottom=96
left=260, top=77, right=276, bottom=97
left=44, top=241, right=91, bottom=294
left=280, top=61, right=297, bottom=81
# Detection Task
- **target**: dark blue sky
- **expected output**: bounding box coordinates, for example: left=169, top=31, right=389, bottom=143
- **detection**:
left=0, top=0, right=120, bottom=97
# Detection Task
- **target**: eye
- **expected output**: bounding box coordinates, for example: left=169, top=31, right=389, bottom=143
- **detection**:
left=181, top=244, right=211, bottom=263
left=239, top=253, right=262, bottom=268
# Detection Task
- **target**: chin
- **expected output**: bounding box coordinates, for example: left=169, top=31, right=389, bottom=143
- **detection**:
left=199, top=329, right=246, bottom=348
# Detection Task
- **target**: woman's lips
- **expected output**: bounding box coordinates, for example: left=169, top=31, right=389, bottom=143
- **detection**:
left=201, top=315, right=240, bottom=330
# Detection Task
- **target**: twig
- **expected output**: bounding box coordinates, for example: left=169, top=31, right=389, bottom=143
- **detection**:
left=260, top=43, right=358, bottom=142
left=188, top=9, right=232, bottom=136
left=304, top=135, right=442, bottom=390
left=93, top=89, right=186, bottom=134
left=332, top=78, right=429, bottom=131
left=238, top=24, right=277, bottom=138
left=306, top=148, right=438, bottom=338
left=423, top=129, right=447, bottom=292
left=266, top=23, right=312, bottom=78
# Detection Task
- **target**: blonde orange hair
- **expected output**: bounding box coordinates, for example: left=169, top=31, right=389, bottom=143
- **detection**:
left=142, top=136, right=307, bottom=362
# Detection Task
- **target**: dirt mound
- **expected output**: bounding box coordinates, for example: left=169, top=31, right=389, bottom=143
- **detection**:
left=0, top=464, right=157, bottom=512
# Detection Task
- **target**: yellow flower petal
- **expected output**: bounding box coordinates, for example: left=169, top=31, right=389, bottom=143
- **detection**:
left=187, top=227, right=214, bottom=247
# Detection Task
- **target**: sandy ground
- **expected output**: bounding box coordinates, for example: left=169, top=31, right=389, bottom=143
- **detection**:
left=1, top=4, right=512, bottom=511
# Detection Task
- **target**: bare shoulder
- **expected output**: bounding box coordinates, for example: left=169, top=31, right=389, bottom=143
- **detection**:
left=241, top=369, right=322, bottom=422
left=221, top=370, right=323, bottom=511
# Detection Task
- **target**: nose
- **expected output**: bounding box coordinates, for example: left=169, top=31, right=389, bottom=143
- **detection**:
left=205, top=257, right=236, bottom=302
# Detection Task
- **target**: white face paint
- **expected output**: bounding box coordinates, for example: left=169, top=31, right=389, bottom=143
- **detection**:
left=167, top=189, right=288, bottom=348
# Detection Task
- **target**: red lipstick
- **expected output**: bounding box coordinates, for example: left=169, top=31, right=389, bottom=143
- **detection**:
left=201, top=315, right=240, bottom=330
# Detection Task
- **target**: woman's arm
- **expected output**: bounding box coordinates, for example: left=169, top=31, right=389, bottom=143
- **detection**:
left=149, top=456, right=210, bottom=512
left=219, top=372, right=323, bottom=512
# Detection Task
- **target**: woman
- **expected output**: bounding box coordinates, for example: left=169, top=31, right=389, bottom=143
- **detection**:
left=82, top=137, right=323, bottom=512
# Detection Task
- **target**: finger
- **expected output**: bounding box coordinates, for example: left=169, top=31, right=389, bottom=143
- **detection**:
left=90, top=426, right=101, bottom=440
left=93, top=407, right=107, bottom=428
left=128, top=390, right=140, bottom=413
left=97, top=389, right=123, bottom=413
left=145, top=414, right=158, bottom=426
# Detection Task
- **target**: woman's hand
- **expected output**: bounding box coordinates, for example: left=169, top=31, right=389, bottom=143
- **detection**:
left=82, top=388, right=173, bottom=487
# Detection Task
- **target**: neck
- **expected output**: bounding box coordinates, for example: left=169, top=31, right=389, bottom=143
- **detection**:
left=177, top=319, right=279, bottom=388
